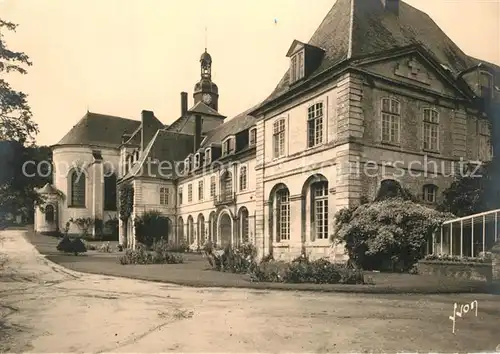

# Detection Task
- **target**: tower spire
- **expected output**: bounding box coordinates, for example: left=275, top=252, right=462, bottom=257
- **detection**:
left=204, top=26, right=208, bottom=52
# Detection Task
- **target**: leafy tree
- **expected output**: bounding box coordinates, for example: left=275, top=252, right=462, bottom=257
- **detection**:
left=333, top=199, right=453, bottom=272
left=1, top=19, right=38, bottom=143
left=437, top=162, right=500, bottom=217
left=134, top=210, right=170, bottom=248
left=0, top=141, right=52, bottom=222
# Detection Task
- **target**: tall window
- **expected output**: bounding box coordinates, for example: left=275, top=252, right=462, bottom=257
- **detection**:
left=423, top=109, right=439, bottom=151
left=45, top=204, right=55, bottom=222
left=312, top=182, right=328, bottom=240
left=239, top=207, right=249, bottom=243
left=239, top=166, right=247, bottom=191
left=308, top=103, right=324, bottom=147
left=69, top=170, right=85, bottom=207
left=223, top=138, right=234, bottom=156
left=249, top=128, right=257, bottom=146
left=480, top=71, right=493, bottom=99
left=210, top=176, right=216, bottom=197
left=381, top=98, right=400, bottom=144
left=273, top=119, right=286, bottom=158
left=277, top=189, right=290, bottom=241
left=178, top=187, right=183, bottom=205
left=160, top=187, right=169, bottom=205
left=198, top=180, right=204, bottom=201
left=290, top=51, right=305, bottom=83
left=222, top=172, right=232, bottom=197
left=422, top=184, right=438, bottom=203
left=478, top=119, right=491, bottom=161
left=104, top=174, right=117, bottom=210
left=188, top=184, right=193, bottom=202
left=205, top=149, right=211, bottom=164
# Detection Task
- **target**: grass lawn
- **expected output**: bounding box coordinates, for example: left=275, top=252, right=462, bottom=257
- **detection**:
left=24, top=229, right=498, bottom=294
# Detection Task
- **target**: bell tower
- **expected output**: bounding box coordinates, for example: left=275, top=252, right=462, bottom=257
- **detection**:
left=193, top=49, right=219, bottom=111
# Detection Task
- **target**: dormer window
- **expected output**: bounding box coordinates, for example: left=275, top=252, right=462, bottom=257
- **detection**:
left=222, top=137, right=235, bottom=156
left=205, top=148, right=212, bottom=165
left=479, top=71, right=493, bottom=99
left=184, top=155, right=192, bottom=173
left=194, top=153, right=201, bottom=169
left=249, top=128, right=257, bottom=146
left=290, top=50, right=305, bottom=84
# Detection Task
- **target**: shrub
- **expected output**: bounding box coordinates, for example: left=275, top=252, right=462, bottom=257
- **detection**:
left=98, top=242, right=112, bottom=253
left=118, top=243, right=184, bottom=265
left=134, top=211, right=170, bottom=248
left=204, top=242, right=258, bottom=273
left=81, top=240, right=97, bottom=250
left=56, top=237, right=87, bottom=255
left=104, top=216, right=119, bottom=241
left=69, top=217, right=96, bottom=238
left=249, top=258, right=365, bottom=284
left=332, top=198, right=454, bottom=272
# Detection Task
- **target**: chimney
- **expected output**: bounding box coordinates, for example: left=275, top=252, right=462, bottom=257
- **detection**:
left=194, top=114, right=202, bottom=152
left=380, top=0, right=399, bottom=15
left=181, top=92, right=188, bottom=117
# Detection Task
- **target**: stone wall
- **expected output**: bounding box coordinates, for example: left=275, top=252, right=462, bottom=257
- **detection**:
left=418, top=260, right=492, bottom=282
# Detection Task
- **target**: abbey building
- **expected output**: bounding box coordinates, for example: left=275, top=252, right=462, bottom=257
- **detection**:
left=35, top=0, right=499, bottom=261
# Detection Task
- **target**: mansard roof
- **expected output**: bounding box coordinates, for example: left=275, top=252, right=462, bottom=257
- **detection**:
left=262, top=0, right=485, bottom=105
left=201, top=102, right=262, bottom=147
left=55, top=112, right=140, bottom=148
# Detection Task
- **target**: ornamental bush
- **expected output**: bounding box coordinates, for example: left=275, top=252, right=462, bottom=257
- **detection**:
left=204, top=242, right=258, bottom=273
left=332, top=198, right=454, bottom=272
left=134, top=210, right=170, bottom=248
left=56, top=236, right=87, bottom=255
left=118, top=243, right=184, bottom=265
left=249, top=256, right=364, bottom=284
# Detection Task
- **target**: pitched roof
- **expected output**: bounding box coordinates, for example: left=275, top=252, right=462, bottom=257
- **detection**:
left=55, top=112, right=140, bottom=148
left=188, top=101, right=225, bottom=118
left=121, top=129, right=194, bottom=180
left=263, top=0, right=483, bottom=104
left=201, top=103, right=261, bottom=147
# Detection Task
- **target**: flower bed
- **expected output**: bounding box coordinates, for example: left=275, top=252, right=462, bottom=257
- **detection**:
left=118, top=241, right=184, bottom=265
left=418, top=255, right=492, bottom=282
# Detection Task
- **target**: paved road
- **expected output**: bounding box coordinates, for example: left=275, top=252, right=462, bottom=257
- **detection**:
left=1, top=230, right=499, bottom=353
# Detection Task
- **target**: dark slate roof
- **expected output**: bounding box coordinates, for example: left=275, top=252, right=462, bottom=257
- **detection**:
left=188, top=101, right=225, bottom=118
left=201, top=103, right=261, bottom=147
left=56, top=112, right=140, bottom=148
left=468, top=56, right=500, bottom=83
left=122, top=129, right=194, bottom=180
left=263, top=0, right=483, bottom=105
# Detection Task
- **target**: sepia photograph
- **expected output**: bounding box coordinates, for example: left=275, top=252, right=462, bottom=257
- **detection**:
left=1, top=0, right=499, bottom=352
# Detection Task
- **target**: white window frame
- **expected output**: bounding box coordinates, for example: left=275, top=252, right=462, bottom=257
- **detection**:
left=187, top=183, right=193, bottom=203
left=290, top=50, right=305, bottom=83
left=222, top=136, right=235, bottom=156
left=312, top=182, right=329, bottom=240
left=159, top=186, right=169, bottom=205
left=194, top=153, right=201, bottom=169
left=381, top=98, right=401, bottom=144
left=307, top=102, right=324, bottom=148
left=198, top=180, right=204, bottom=201
left=239, top=165, right=247, bottom=191
left=276, top=188, right=290, bottom=241
left=249, top=127, right=257, bottom=146
left=273, top=118, right=286, bottom=159
left=210, top=175, right=216, bottom=198
left=205, top=148, right=211, bottom=165
left=422, top=184, right=438, bottom=203
left=423, top=108, right=439, bottom=152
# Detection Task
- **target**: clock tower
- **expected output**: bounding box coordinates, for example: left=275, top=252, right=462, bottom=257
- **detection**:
left=193, top=49, right=219, bottom=111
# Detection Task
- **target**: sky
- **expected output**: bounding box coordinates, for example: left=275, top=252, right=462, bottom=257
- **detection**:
left=1, top=0, right=499, bottom=146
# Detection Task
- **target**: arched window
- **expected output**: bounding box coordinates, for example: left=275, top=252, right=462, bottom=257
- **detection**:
left=311, top=181, right=329, bottom=240
left=197, top=214, right=205, bottom=245
left=209, top=212, right=217, bottom=244
left=276, top=188, right=290, bottom=241
left=45, top=204, right=55, bottom=222
left=375, top=179, right=402, bottom=201
left=69, top=169, right=85, bottom=207
left=422, top=184, right=438, bottom=203
left=187, top=216, right=194, bottom=245
left=104, top=174, right=117, bottom=211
